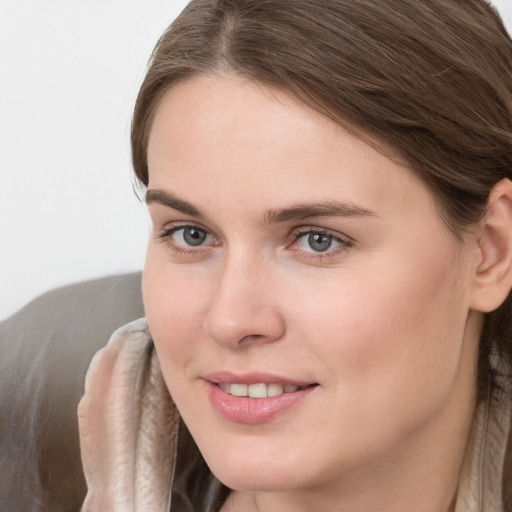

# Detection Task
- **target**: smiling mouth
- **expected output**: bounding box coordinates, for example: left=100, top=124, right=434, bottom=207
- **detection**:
left=217, top=382, right=315, bottom=398
left=207, top=380, right=318, bottom=423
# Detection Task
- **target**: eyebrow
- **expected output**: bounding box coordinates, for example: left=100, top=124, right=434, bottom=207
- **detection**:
left=145, top=189, right=204, bottom=218
left=145, top=188, right=377, bottom=223
left=264, top=202, right=377, bottom=224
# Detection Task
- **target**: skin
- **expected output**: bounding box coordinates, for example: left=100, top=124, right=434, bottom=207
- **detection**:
left=143, top=74, right=488, bottom=512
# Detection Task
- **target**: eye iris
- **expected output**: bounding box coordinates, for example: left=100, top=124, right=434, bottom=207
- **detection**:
left=308, top=233, right=332, bottom=252
left=183, top=227, right=207, bottom=246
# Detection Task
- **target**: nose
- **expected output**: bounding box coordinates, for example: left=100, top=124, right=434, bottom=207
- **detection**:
left=204, top=256, right=286, bottom=348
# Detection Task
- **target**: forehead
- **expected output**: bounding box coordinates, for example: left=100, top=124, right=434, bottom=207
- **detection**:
left=148, top=74, right=358, bottom=167
left=147, top=74, right=434, bottom=221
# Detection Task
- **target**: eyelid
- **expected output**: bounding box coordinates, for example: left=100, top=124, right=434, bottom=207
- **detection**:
left=155, top=221, right=354, bottom=261
left=287, top=226, right=355, bottom=259
left=290, top=225, right=355, bottom=243
left=157, top=220, right=213, bottom=237
left=156, top=222, right=220, bottom=252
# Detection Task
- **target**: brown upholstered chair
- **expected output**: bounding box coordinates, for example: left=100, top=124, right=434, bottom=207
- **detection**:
left=0, top=273, right=144, bottom=511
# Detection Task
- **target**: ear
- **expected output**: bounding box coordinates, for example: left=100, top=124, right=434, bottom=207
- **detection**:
left=470, top=178, right=512, bottom=313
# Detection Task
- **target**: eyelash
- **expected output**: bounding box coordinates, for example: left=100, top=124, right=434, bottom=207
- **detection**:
left=156, top=223, right=354, bottom=261
left=289, top=228, right=354, bottom=261
left=157, top=223, right=219, bottom=256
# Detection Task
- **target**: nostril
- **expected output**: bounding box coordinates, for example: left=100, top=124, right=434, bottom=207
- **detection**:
left=238, top=333, right=266, bottom=344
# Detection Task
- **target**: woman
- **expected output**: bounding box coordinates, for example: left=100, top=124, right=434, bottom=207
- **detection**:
left=78, top=0, right=512, bottom=510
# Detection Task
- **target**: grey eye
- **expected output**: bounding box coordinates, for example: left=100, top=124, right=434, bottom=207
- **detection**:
left=307, top=233, right=333, bottom=252
left=182, top=227, right=208, bottom=246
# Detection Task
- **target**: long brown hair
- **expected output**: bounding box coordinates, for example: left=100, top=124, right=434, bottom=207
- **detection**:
left=131, top=0, right=512, bottom=396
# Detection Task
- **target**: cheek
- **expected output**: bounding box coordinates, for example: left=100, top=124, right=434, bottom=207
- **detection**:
left=291, top=249, right=469, bottom=401
left=143, top=250, right=210, bottom=373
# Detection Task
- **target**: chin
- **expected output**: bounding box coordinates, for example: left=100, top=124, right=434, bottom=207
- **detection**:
left=211, top=461, right=304, bottom=493
left=197, top=437, right=322, bottom=493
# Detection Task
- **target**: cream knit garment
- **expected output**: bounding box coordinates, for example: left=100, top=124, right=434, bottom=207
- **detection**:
left=78, top=318, right=179, bottom=512
left=454, top=368, right=512, bottom=512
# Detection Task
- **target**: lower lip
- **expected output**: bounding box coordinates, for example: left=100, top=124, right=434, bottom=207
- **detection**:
left=206, top=382, right=316, bottom=424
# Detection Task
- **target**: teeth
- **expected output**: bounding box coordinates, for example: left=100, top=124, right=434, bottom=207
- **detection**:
left=248, top=383, right=267, bottom=398
left=230, top=384, right=248, bottom=397
left=218, top=382, right=230, bottom=393
left=219, top=382, right=304, bottom=398
left=267, top=383, right=284, bottom=397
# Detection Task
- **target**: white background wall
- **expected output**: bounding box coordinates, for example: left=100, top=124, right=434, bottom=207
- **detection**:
left=0, top=0, right=189, bottom=320
left=1, top=0, right=511, bottom=321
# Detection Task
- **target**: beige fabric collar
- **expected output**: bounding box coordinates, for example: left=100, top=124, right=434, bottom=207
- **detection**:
left=455, top=378, right=512, bottom=512
left=78, top=318, right=178, bottom=512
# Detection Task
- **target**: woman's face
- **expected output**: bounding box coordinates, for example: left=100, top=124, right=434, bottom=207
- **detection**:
left=144, top=75, right=481, bottom=499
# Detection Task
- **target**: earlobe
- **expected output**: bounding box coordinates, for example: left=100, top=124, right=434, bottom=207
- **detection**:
left=471, top=178, right=512, bottom=313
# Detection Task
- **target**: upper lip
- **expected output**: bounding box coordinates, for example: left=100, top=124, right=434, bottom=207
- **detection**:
left=203, top=371, right=316, bottom=386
